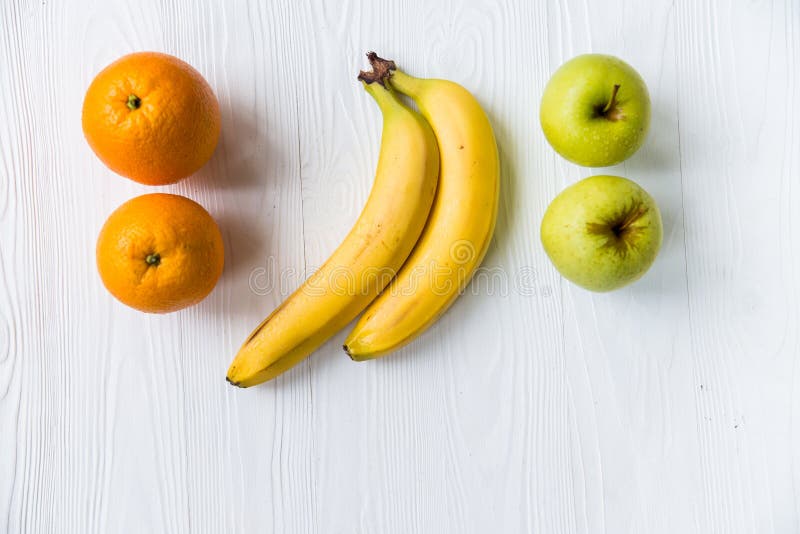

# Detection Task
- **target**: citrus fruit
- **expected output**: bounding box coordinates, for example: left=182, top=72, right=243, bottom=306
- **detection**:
left=82, top=52, right=221, bottom=185
left=96, top=193, right=224, bottom=313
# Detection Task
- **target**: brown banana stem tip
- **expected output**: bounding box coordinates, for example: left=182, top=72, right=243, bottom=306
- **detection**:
left=357, top=52, right=397, bottom=86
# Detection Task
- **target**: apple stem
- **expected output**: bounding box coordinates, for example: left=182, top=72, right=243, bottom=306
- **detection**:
left=602, top=84, right=621, bottom=114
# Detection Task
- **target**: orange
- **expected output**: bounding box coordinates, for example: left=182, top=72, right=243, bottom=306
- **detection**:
left=96, top=193, right=224, bottom=313
left=82, top=52, right=221, bottom=185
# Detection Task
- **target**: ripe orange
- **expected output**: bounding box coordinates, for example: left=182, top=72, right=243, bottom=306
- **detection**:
left=82, top=52, right=221, bottom=185
left=96, top=193, right=224, bottom=313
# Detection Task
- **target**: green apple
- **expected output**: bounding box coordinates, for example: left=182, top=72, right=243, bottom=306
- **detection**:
left=541, top=175, right=662, bottom=292
left=540, top=54, right=650, bottom=167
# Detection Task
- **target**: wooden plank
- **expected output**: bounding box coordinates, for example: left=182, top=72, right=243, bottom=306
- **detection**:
left=676, top=0, right=800, bottom=532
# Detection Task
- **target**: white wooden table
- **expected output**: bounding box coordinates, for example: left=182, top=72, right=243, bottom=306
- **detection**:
left=2, top=0, right=799, bottom=532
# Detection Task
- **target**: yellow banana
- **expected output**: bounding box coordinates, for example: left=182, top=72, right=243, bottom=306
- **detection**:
left=344, top=54, right=500, bottom=360
left=227, top=70, right=439, bottom=387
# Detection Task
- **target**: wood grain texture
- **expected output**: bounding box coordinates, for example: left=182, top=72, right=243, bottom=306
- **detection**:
left=0, top=0, right=798, bottom=532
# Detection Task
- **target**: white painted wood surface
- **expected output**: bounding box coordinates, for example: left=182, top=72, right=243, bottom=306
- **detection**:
left=1, top=0, right=798, bottom=532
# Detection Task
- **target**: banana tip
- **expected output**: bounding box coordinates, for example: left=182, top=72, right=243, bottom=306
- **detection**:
left=344, top=344, right=370, bottom=362
left=226, top=375, right=244, bottom=388
left=343, top=344, right=356, bottom=361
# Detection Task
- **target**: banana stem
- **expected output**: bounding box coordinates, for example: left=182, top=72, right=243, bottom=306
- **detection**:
left=356, top=52, right=425, bottom=98
left=385, top=69, right=425, bottom=98
left=362, top=79, right=402, bottom=113
left=357, top=52, right=396, bottom=86
left=359, top=52, right=407, bottom=113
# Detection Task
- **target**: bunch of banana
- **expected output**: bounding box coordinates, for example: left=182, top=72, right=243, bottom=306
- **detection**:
left=226, top=62, right=438, bottom=387
left=344, top=53, right=500, bottom=360
left=227, top=52, right=499, bottom=387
